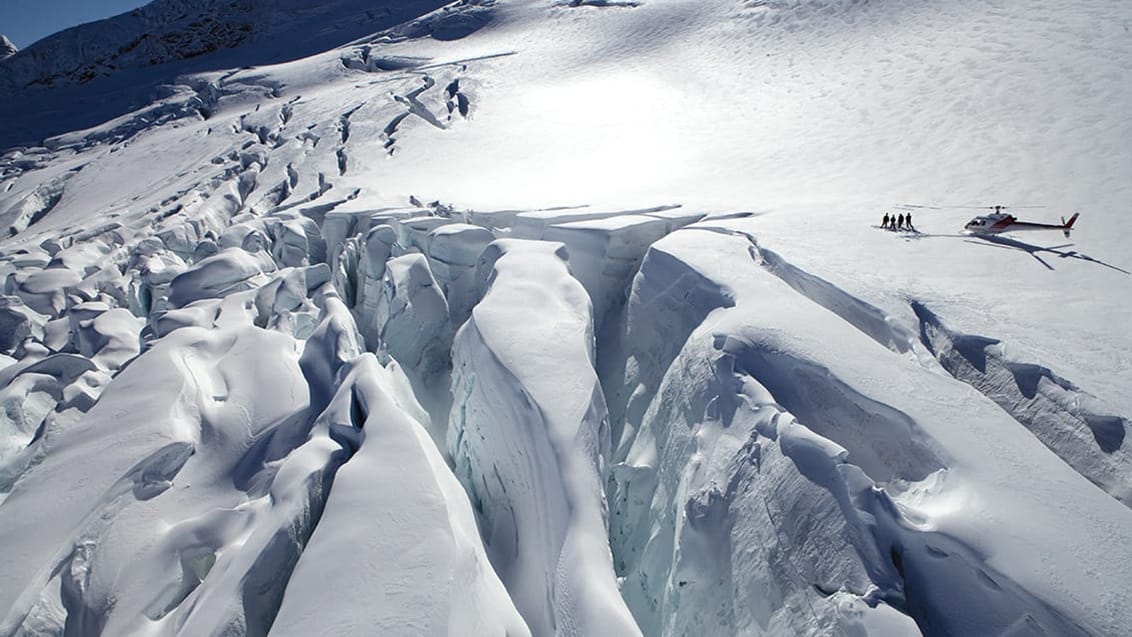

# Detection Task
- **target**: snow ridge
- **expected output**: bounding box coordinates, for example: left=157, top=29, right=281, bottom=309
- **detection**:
left=913, top=301, right=1132, bottom=505
left=448, top=238, right=640, bottom=636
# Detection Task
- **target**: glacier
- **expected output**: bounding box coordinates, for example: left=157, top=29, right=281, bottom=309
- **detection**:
left=1, top=0, right=1130, bottom=635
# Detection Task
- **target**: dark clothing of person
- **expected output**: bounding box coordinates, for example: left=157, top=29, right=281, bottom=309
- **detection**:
left=897, top=213, right=905, bottom=229
left=882, top=213, right=890, bottom=229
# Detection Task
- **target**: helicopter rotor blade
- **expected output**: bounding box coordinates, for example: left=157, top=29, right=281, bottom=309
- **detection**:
left=898, top=203, right=1047, bottom=211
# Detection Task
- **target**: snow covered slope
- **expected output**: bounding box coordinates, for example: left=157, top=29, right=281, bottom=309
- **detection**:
left=0, top=0, right=455, bottom=90
left=0, top=36, right=16, bottom=62
left=1, top=0, right=1130, bottom=635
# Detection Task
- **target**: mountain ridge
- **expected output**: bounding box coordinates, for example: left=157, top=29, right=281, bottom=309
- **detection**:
left=0, top=0, right=458, bottom=92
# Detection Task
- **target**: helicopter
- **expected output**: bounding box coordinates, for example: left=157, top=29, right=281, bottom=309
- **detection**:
left=899, top=204, right=1080, bottom=238
left=963, top=205, right=1079, bottom=238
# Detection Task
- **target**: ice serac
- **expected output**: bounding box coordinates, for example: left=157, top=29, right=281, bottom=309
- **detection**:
left=166, top=245, right=277, bottom=309
left=543, top=214, right=684, bottom=333
left=373, top=253, right=452, bottom=400
left=449, top=239, right=641, bottom=636
left=355, top=224, right=398, bottom=346
left=394, top=214, right=455, bottom=253
left=425, top=222, right=495, bottom=329
left=610, top=219, right=1132, bottom=636
left=0, top=324, right=310, bottom=635
left=272, top=353, right=530, bottom=637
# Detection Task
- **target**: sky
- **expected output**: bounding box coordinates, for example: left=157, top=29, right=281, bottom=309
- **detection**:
left=1, top=0, right=150, bottom=49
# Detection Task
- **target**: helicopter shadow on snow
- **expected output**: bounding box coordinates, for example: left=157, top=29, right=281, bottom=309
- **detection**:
left=899, top=230, right=1130, bottom=275
left=962, top=234, right=1130, bottom=275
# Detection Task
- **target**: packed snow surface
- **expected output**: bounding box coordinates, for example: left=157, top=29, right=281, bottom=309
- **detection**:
left=0, top=0, right=1130, bottom=635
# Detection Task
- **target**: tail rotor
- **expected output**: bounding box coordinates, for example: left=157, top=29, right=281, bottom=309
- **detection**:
left=1061, top=213, right=1080, bottom=238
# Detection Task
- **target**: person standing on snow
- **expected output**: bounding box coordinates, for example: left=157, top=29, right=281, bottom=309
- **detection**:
left=882, top=213, right=890, bottom=229
left=906, top=212, right=914, bottom=230
left=897, top=213, right=905, bottom=229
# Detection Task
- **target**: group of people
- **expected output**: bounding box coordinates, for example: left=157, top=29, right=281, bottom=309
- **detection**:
left=881, top=211, right=913, bottom=231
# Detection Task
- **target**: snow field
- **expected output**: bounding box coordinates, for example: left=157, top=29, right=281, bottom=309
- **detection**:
left=0, top=0, right=1130, bottom=634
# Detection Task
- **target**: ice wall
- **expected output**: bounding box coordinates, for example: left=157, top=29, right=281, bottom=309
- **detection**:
left=449, top=239, right=641, bottom=636
left=609, top=223, right=1132, bottom=636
